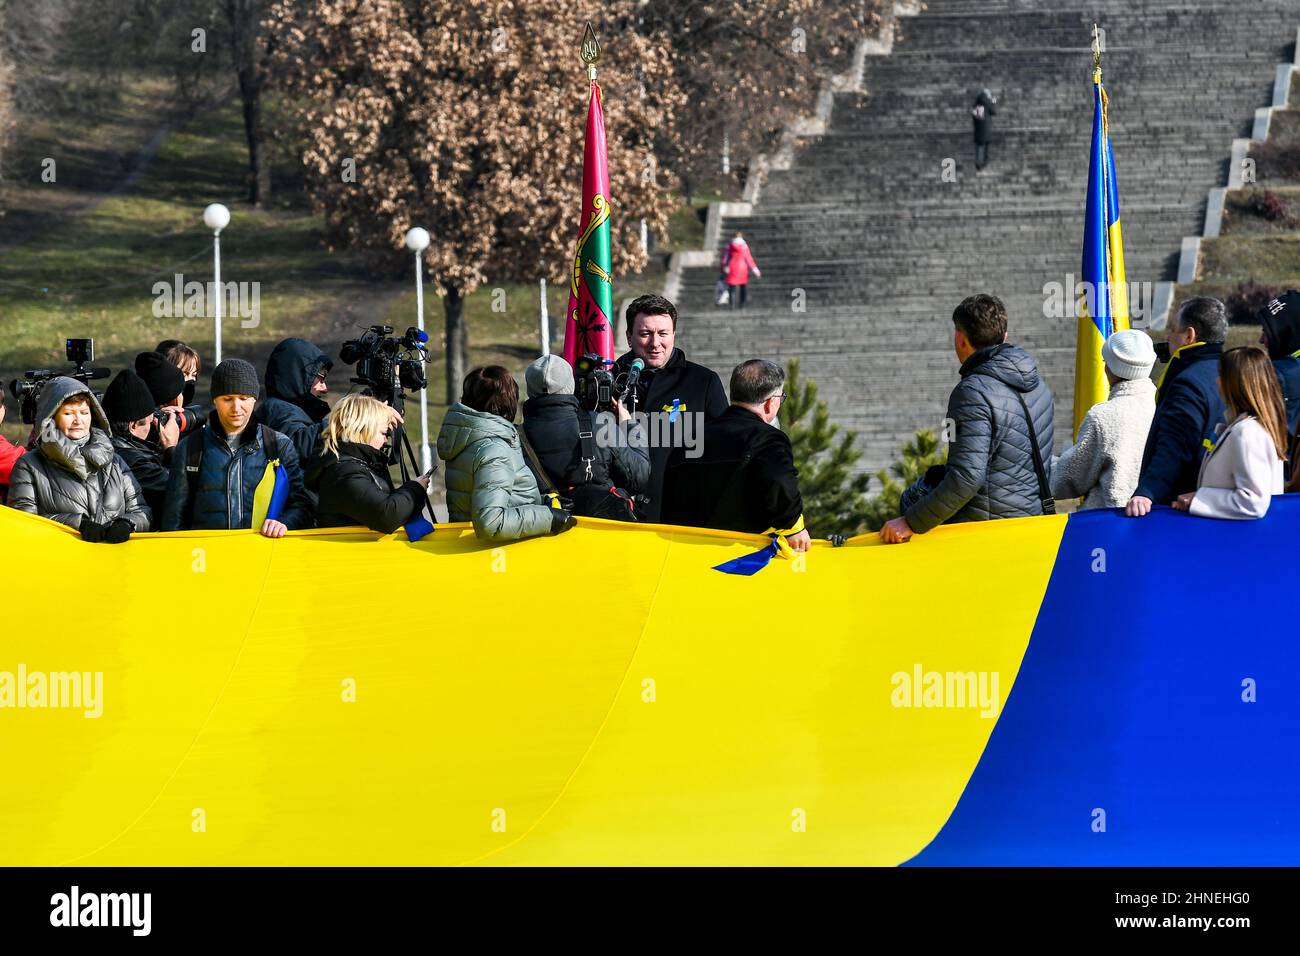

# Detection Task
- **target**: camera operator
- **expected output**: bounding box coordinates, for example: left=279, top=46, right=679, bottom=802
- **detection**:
left=8, top=376, right=151, bottom=542
left=254, top=337, right=335, bottom=463
left=305, top=394, right=432, bottom=533
left=0, top=394, right=28, bottom=505
left=520, top=354, right=648, bottom=518
left=613, top=294, right=728, bottom=521
left=102, top=368, right=179, bottom=528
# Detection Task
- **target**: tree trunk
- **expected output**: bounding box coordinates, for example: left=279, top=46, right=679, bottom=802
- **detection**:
left=445, top=286, right=467, bottom=406
left=227, top=0, right=269, bottom=207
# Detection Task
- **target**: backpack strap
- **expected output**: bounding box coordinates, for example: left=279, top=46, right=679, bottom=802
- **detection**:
left=517, top=424, right=561, bottom=506
left=1013, top=391, right=1056, bottom=516
left=574, top=406, right=598, bottom=484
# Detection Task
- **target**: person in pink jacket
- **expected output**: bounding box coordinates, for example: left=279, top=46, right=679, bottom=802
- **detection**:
left=721, top=231, right=760, bottom=310
left=1172, top=347, right=1288, bottom=520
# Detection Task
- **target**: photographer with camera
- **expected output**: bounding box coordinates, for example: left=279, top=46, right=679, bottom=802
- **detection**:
left=154, top=340, right=206, bottom=433
left=520, top=354, right=648, bottom=519
left=613, top=294, right=728, bottom=521
left=161, top=359, right=310, bottom=537
left=254, top=337, right=336, bottom=463
left=306, top=394, right=433, bottom=533
left=7, top=376, right=151, bottom=542
left=438, top=365, right=573, bottom=542
left=102, top=368, right=181, bottom=528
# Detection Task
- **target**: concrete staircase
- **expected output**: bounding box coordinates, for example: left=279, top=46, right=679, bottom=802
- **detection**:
left=671, top=0, right=1299, bottom=475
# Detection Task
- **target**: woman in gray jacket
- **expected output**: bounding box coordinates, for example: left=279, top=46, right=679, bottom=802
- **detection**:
left=8, top=376, right=151, bottom=542
left=437, top=366, right=575, bottom=542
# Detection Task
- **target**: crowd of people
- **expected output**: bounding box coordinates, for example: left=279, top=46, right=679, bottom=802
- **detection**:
left=0, top=289, right=1297, bottom=549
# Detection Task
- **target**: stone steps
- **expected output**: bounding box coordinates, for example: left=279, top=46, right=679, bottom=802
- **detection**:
left=672, top=0, right=1298, bottom=474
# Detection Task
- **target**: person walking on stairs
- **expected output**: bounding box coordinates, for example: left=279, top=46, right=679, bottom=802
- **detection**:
left=972, top=88, right=998, bottom=171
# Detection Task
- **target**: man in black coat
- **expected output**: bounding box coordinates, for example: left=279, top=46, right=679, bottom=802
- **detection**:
left=102, top=368, right=179, bottom=529
left=254, top=337, right=334, bottom=463
left=1127, top=296, right=1228, bottom=515
left=661, top=359, right=810, bottom=551
left=612, top=293, right=728, bottom=521
left=1258, top=289, right=1300, bottom=433
left=520, top=354, right=649, bottom=509
left=972, top=88, right=997, bottom=170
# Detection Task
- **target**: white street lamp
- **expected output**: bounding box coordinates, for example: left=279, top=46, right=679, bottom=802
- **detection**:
left=203, top=203, right=231, bottom=364
left=404, top=226, right=433, bottom=473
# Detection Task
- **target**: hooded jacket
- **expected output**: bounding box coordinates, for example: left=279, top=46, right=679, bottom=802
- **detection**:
left=0, top=434, right=27, bottom=504
left=520, top=393, right=650, bottom=499
left=437, top=403, right=554, bottom=542
left=1134, top=341, right=1226, bottom=504
left=160, top=410, right=310, bottom=531
left=305, top=441, right=427, bottom=533
left=1259, top=300, right=1300, bottom=433
left=904, top=343, right=1055, bottom=533
left=254, top=338, right=333, bottom=463
left=613, top=347, right=729, bottom=521
left=7, top=376, right=151, bottom=531
left=722, top=238, right=758, bottom=286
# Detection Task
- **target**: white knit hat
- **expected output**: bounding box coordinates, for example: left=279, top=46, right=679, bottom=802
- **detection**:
left=1102, top=329, right=1156, bottom=380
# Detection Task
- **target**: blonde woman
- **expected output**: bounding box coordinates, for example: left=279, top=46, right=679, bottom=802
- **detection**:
left=1173, top=347, right=1288, bottom=519
left=304, top=393, right=431, bottom=533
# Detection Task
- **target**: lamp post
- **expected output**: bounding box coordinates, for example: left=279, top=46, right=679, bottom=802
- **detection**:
left=202, top=203, right=230, bottom=364
left=539, top=277, right=549, bottom=355
left=404, top=226, right=433, bottom=473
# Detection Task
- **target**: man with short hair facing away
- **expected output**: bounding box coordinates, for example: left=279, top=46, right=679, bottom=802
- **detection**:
left=613, top=293, right=728, bottom=522
left=660, top=359, right=811, bottom=552
left=882, top=293, right=1055, bottom=543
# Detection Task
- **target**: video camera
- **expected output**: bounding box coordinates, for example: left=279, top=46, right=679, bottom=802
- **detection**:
left=574, top=352, right=623, bottom=413
left=339, top=325, right=428, bottom=406
left=7, top=338, right=111, bottom=425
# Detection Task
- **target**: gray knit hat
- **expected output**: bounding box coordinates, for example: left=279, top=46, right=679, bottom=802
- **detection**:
left=1102, top=329, right=1156, bottom=380
left=525, top=354, right=575, bottom=398
left=210, top=358, right=260, bottom=400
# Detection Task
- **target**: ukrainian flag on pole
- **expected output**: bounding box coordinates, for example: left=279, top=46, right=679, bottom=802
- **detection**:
left=1074, top=28, right=1130, bottom=436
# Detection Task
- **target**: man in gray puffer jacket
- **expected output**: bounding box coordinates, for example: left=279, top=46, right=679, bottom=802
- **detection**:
left=8, top=376, right=151, bottom=541
left=437, top=365, right=573, bottom=542
left=882, top=294, right=1055, bottom=543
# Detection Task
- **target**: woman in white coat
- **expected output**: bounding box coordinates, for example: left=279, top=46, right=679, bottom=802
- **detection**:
left=1172, top=347, right=1288, bottom=519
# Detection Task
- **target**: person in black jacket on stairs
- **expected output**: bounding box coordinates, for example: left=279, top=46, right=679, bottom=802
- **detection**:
left=305, top=394, right=431, bottom=533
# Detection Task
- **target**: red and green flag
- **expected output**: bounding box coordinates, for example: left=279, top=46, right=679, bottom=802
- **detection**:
left=563, top=78, right=614, bottom=365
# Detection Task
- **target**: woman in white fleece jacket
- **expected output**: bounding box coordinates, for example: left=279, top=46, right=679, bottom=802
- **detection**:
left=1052, top=329, right=1157, bottom=509
left=1173, top=347, right=1288, bottom=520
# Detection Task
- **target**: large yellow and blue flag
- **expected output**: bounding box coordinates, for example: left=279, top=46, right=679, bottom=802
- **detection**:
left=1074, top=63, right=1130, bottom=436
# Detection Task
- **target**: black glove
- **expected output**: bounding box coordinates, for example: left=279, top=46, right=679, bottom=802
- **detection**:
left=79, top=518, right=107, bottom=543
left=549, top=509, right=576, bottom=535
left=102, top=517, right=134, bottom=544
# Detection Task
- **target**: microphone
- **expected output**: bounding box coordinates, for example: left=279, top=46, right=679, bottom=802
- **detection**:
left=625, top=357, right=645, bottom=393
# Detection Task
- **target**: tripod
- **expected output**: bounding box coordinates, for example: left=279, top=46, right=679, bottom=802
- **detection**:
left=353, top=377, right=437, bottom=527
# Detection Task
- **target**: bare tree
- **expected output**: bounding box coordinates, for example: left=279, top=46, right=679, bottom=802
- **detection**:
left=269, top=0, right=683, bottom=402
left=223, top=0, right=272, bottom=206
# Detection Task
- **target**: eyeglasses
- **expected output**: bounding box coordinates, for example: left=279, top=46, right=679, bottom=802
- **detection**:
left=769, top=392, right=786, bottom=402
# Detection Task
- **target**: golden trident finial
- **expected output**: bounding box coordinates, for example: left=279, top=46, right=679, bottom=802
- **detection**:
left=1092, top=23, right=1102, bottom=82
left=581, top=22, right=600, bottom=82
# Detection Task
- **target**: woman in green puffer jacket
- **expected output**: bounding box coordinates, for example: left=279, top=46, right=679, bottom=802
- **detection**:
left=437, top=366, right=575, bottom=542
